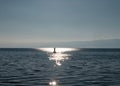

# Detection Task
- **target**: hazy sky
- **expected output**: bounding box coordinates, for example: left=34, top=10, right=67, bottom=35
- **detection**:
left=0, top=0, right=120, bottom=47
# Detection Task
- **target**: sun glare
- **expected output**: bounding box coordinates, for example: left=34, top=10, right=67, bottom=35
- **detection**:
left=38, top=48, right=77, bottom=53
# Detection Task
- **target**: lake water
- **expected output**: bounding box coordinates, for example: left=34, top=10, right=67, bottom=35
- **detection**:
left=0, top=48, right=120, bottom=86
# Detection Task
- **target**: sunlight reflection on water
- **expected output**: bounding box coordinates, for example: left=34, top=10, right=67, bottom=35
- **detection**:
left=49, top=80, right=58, bottom=86
left=37, top=48, right=77, bottom=86
left=49, top=53, right=69, bottom=66
left=39, top=48, right=76, bottom=66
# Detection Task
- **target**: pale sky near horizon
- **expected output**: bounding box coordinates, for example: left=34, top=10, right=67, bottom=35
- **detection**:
left=0, top=0, right=120, bottom=47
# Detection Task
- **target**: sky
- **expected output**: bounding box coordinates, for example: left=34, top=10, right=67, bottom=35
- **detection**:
left=0, top=0, right=120, bottom=48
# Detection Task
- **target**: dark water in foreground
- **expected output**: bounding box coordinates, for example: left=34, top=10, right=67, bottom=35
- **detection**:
left=0, top=48, right=120, bottom=86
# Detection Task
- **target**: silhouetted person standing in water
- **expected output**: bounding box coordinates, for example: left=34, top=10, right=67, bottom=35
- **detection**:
left=53, top=48, right=56, bottom=53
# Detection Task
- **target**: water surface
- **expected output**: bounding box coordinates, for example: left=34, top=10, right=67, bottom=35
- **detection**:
left=0, top=48, right=120, bottom=86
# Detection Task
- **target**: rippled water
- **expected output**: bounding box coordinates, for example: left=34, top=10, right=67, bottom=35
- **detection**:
left=0, top=48, right=120, bottom=86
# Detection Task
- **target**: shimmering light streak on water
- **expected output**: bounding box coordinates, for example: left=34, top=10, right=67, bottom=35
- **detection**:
left=38, top=48, right=73, bottom=66
left=49, top=53, right=70, bottom=66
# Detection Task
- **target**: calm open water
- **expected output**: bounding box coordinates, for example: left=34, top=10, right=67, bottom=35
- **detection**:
left=0, top=48, right=120, bottom=86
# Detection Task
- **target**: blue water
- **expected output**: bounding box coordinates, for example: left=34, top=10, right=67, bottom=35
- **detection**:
left=0, top=48, right=120, bottom=86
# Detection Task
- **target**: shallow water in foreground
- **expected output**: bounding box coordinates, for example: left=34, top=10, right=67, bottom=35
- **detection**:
left=0, top=48, right=120, bottom=86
